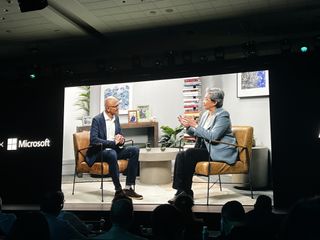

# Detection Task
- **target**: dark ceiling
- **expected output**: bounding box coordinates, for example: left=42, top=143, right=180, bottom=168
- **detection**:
left=1, top=0, right=320, bottom=66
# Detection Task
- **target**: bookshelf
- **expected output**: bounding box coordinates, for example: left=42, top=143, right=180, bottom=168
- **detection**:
left=183, top=77, right=201, bottom=146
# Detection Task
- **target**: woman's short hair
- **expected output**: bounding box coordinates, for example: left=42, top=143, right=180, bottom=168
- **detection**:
left=206, top=88, right=224, bottom=108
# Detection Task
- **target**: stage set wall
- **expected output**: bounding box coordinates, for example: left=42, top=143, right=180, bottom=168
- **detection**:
left=0, top=54, right=319, bottom=209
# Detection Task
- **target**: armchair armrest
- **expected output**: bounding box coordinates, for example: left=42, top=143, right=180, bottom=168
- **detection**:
left=208, top=139, right=247, bottom=149
left=124, top=139, right=134, bottom=146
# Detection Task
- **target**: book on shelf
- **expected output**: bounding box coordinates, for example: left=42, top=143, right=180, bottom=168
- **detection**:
left=183, top=104, right=199, bottom=108
left=183, top=92, right=201, bottom=97
left=184, top=99, right=200, bottom=104
left=184, top=78, right=200, bottom=82
left=183, top=88, right=201, bottom=92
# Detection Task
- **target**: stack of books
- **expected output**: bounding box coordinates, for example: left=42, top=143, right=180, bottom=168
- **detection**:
left=183, top=77, right=202, bottom=147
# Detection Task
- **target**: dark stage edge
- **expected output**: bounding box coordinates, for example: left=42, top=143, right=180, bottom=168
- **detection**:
left=3, top=203, right=256, bottom=213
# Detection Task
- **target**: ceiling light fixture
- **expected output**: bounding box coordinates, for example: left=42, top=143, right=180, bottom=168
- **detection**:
left=242, top=41, right=257, bottom=57
left=300, top=45, right=308, bottom=53
left=280, top=39, right=291, bottom=54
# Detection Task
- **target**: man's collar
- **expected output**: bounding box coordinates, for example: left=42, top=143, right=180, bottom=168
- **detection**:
left=103, top=111, right=115, bottom=121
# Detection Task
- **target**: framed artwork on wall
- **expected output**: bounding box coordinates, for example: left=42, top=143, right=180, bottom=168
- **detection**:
left=82, top=116, right=92, bottom=126
left=100, top=83, right=133, bottom=114
left=237, top=70, right=269, bottom=98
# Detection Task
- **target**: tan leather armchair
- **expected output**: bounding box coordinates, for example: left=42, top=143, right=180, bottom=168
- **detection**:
left=72, top=131, right=128, bottom=202
left=194, top=126, right=254, bottom=204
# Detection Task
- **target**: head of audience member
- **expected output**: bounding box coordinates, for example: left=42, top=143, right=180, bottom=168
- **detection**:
left=40, top=190, right=64, bottom=217
left=0, top=196, right=2, bottom=212
left=152, top=204, right=184, bottom=240
left=173, top=194, right=194, bottom=219
left=9, top=211, right=50, bottom=240
left=254, top=195, right=272, bottom=213
left=110, top=197, right=134, bottom=229
left=111, top=190, right=130, bottom=204
left=220, top=200, right=245, bottom=236
left=281, top=195, right=320, bottom=240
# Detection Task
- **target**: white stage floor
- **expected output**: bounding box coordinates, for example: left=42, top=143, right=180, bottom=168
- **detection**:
left=62, top=174, right=273, bottom=207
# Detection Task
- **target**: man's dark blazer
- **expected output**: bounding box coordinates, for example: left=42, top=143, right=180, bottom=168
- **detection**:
left=85, top=112, right=122, bottom=167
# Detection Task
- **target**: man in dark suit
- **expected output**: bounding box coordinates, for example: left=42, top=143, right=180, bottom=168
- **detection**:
left=86, top=96, right=143, bottom=200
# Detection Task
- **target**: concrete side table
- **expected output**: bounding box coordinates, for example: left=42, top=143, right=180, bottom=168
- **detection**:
left=139, top=148, right=180, bottom=185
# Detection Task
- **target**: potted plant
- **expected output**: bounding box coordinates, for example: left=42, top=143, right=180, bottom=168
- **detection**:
left=74, top=86, right=90, bottom=122
left=159, top=125, right=185, bottom=148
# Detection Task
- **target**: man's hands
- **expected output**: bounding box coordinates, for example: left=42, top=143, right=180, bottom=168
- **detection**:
left=178, top=115, right=198, bottom=128
left=115, top=134, right=125, bottom=145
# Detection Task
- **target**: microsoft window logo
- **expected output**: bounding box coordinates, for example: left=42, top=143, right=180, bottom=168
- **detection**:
left=7, top=138, right=18, bottom=151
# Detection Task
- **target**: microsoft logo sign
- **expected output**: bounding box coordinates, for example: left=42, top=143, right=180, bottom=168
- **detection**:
left=7, top=138, right=18, bottom=150
left=7, top=138, right=51, bottom=151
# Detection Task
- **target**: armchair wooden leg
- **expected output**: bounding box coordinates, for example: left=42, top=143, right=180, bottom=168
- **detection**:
left=72, top=168, right=77, bottom=195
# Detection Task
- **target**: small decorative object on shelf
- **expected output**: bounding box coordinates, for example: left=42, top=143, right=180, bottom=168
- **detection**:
left=128, top=110, right=138, bottom=123
left=145, top=143, right=151, bottom=151
left=137, top=105, right=151, bottom=122
left=160, top=143, right=166, bottom=151
left=82, top=116, right=92, bottom=126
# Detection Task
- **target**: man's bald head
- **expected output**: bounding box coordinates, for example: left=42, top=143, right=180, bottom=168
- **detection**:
left=105, top=96, right=120, bottom=116
left=105, top=96, right=119, bottom=107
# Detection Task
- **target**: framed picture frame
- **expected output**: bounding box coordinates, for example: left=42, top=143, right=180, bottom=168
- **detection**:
left=128, top=110, right=138, bottom=123
left=237, top=70, right=269, bottom=98
left=137, top=105, right=151, bottom=122
left=100, top=83, right=133, bottom=114
left=82, top=115, right=92, bottom=126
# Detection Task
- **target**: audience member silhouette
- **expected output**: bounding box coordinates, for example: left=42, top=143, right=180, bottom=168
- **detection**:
left=214, top=200, right=249, bottom=240
left=0, top=196, right=16, bottom=238
left=40, top=190, right=89, bottom=240
left=58, top=209, right=93, bottom=236
left=8, top=211, right=50, bottom=240
left=245, top=195, right=279, bottom=240
left=151, top=204, right=184, bottom=240
left=173, top=194, right=203, bottom=240
left=280, top=195, right=320, bottom=240
left=94, top=196, right=147, bottom=240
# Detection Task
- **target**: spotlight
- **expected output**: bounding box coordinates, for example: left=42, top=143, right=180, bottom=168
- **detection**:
left=214, top=47, right=225, bottom=60
left=199, top=55, right=208, bottom=62
left=182, top=51, right=192, bottom=64
left=28, top=64, right=40, bottom=79
left=280, top=39, right=291, bottom=54
left=300, top=45, right=308, bottom=53
left=242, top=41, right=257, bottom=57
left=29, top=73, right=36, bottom=79
left=166, top=50, right=175, bottom=66
left=154, top=59, right=163, bottom=68
left=131, top=55, right=142, bottom=69
left=314, top=35, right=320, bottom=50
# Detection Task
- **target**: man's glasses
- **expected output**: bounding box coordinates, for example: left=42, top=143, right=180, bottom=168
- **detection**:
left=109, top=105, right=119, bottom=108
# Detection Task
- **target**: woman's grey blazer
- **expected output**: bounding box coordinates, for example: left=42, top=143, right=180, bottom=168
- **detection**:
left=187, top=108, right=238, bottom=164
